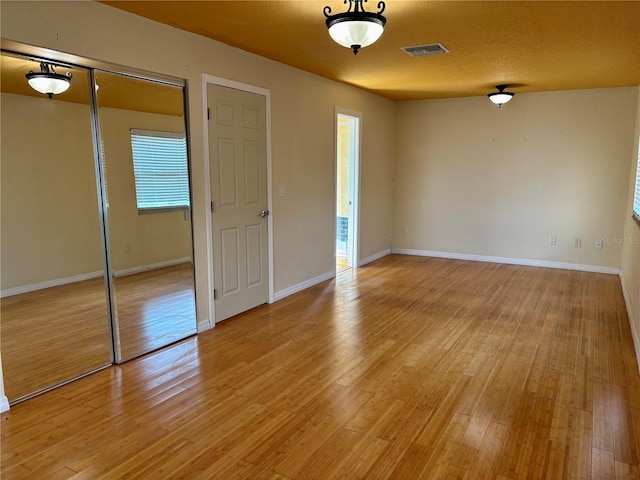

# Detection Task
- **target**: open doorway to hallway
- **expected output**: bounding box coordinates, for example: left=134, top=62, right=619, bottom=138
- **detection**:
left=335, top=110, right=360, bottom=273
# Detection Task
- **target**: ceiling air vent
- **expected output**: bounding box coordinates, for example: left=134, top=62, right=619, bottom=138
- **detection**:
left=401, top=43, right=449, bottom=57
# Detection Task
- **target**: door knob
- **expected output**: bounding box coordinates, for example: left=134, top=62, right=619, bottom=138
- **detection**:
left=259, top=209, right=270, bottom=217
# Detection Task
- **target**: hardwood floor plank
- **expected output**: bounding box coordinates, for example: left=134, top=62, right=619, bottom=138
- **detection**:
left=612, top=384, right=638, bottom=465
left=592, top=447, right=616, bottom=480
left=467, top=421, right=509, bottom=480
left=2, top=256, right=639, bottom=479
left=614, top=461, right=640, bottom=480
left=334, top=436, right=390, bottom=480
left=565, top=408, right=593, bottom=479
left=1, top=264, right=196, bottom=402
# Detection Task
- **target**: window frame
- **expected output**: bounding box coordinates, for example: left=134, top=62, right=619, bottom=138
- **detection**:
left=633, top=135, right=640, bottom=228
left=129, top=128, right=190, bottom=215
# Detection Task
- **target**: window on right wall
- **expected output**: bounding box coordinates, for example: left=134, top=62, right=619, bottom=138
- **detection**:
left=634, top=137, right=640, bottom=225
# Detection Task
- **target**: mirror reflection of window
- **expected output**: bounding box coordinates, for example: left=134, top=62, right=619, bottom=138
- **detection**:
left=130, top=129, right=190, bottom=213
left=0, top=50, right=197, bottom=404
left=96, top=71, right=196, bottom=362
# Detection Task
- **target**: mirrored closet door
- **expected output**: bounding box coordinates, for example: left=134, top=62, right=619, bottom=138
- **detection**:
left=0, top=47, right=197, bottom=404
left=95, top=71, right=196, bottom=362
left=0, top=52, right=113, bottom=402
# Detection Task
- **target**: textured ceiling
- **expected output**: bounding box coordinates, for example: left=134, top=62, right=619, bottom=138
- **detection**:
left=100, top=0, right=640, bottom=101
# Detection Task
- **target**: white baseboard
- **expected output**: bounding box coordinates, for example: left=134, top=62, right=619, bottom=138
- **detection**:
left=359, top=248, right=392, bottom=267
left=273, top=271, right=335, bottom=302
left=114, top=257, right=191, bottom=278
left=197, top=318, right=213, bottom=332
left=391, top=248, right=620, bottom=275
left=620, top=270, right=640, bottom=375
left=0, top=270, right=104, bottom=298
left=1, top=395, right=10, bottom=413
left=0, top=258, right=193, bottom=298
left=262, top=250, right=391, bottom=306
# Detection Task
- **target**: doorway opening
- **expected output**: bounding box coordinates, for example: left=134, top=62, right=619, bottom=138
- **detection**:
left=335, top=111, right=360, bottom=273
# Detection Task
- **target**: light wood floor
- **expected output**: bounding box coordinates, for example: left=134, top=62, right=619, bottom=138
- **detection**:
left=336, top=256, right=350, bottom=273
left=2, top=255, right=639, bottom=479
left=115, top=263, right=196, bottom=361
left=0, top=277, right=112, bottom=402
left=1, top=263, right=196, bottom=402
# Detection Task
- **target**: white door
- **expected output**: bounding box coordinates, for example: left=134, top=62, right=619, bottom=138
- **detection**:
left=208, top=84, right=268, bottom=322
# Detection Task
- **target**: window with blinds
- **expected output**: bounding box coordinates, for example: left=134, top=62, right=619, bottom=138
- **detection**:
left=130, top=129, right=189, bottom=213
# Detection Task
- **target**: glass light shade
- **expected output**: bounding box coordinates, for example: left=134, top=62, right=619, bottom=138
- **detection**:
left=26, top=74, right=70, bottom=96
left=488, top=92, right=514, bottom=105
left=328, top=20, right=384, bottom=49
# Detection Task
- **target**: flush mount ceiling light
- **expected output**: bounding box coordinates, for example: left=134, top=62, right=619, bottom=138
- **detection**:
left=488, top=84, right=515, bottom=108
left=323, top=0, right=386, bottom=55
left=25, top=62, right=72, bottom=99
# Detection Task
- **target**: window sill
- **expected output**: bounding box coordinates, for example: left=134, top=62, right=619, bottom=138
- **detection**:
left=138, top=206, right=189, bottom=215
left=633, top=212, right=640, bottom=229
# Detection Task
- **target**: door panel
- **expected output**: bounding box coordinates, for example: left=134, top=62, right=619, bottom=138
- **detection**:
left=216, top=100, right=234, bottom=125
left=218, top=138, right=238, bottom=207
left=242, top=106, right=259, bottom=129
left=244, top=141, right=260, bottom=205
left=221, top=227, right=240, bottom=295
left=208, top=84, right=268, bottom=322
left=246, top=224, right=263, bottom=287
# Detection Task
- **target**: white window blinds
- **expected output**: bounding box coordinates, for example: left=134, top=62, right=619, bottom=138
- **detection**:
left=634, top=139, right=640, bottom=219
left=130, top=129, right=189, bottom=211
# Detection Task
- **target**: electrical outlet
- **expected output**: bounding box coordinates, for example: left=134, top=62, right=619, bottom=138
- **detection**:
left=124, top=243, right=129, bottom=253
left=595, top=240, right=603, bottom=250
left=548, top=235, right=557, bottom=246
left=574, top=237, right=582, bottom=247
left=402, top=226, right=407, bottom=235
left=279, top=185, right=286, bottom=197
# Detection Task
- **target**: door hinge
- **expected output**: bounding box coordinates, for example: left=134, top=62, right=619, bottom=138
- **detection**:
left=213, top=289, right=217, bottom=300
left=207, top=107, right=210, bottom=120
left=210, top=201, right=214, bottom=212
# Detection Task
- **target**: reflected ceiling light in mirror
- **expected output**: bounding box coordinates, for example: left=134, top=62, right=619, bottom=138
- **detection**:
left=488, top=84, right=515, bottom=108
left=323, top=0, right=386, bottom=55
left=25, top=62, right=72, bottom=99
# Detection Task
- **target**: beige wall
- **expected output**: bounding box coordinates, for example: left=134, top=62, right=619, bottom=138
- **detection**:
left=0, top=92, right=193, bottom=290
left=0, top=92, right=104, bottom=290
left=394, top=87, right=638, bottom=269
left=0, top=1, right=396, bottom=323
left=99, top=107, right=192, bottom=272
left=621, top=87, right=640, bottom=364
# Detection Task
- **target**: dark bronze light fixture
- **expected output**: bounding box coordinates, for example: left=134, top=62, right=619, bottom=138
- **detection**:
left=488, top=85, right=515, bottom=107
left=323, top=0, right=386, bottom=55
left=26, top=62, right=72, bottom=99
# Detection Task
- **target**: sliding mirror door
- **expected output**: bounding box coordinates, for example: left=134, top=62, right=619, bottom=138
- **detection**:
left=0, top=52, right=113, bottom=402
left=95, top=71, right=196, bottom=361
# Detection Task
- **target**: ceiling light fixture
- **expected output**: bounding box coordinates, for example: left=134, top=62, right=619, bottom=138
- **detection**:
left=488, top=84, right=514, bottom=108
left=323, top=0, right=386, bottom=55
left=25, top=62, right=72, bottom=99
